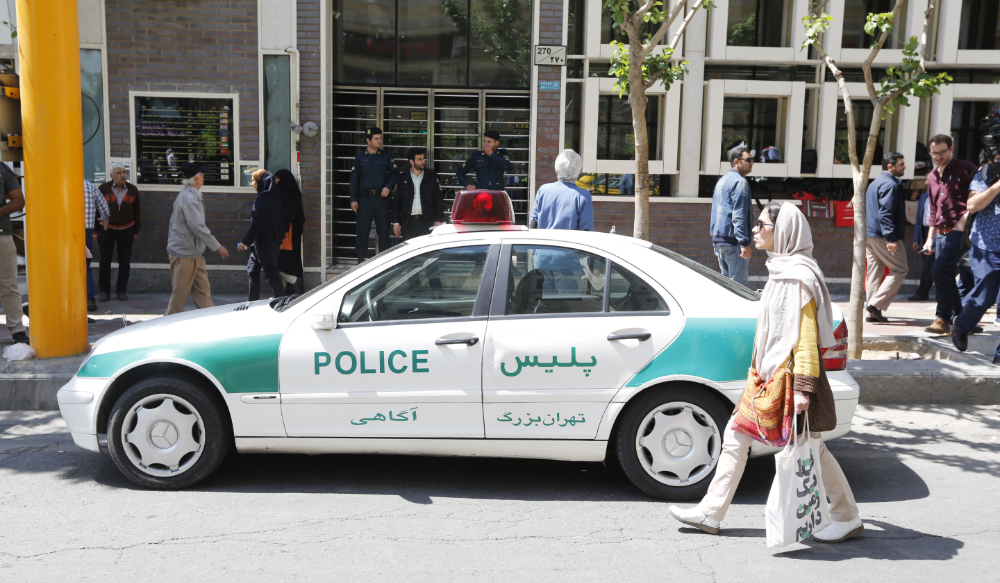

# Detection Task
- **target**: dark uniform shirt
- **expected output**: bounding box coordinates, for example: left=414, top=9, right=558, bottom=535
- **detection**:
left=456, top=149, right=511, bottom=190
left=349, top=149, right=399, bottom=202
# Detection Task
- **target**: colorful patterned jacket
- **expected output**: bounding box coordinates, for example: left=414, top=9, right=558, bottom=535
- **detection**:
left=97, top=180, right=141, bottom=233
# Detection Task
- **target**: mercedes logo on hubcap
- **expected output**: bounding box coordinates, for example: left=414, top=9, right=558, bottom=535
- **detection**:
left=150, top=421, right=179, bottom=449
left=663, top=428, right=693, bottom=459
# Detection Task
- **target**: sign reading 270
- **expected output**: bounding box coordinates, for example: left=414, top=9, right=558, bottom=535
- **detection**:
left=314, top=350, right=429, bottom=375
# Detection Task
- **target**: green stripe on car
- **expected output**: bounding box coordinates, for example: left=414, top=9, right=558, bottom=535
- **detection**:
left=77, top=334, right=283, bottom=393
left=625, top=318, right=757, bottom=387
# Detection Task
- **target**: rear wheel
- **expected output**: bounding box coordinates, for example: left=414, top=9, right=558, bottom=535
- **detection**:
left=615, top=385, right=728, bottom=500
left=107, top=376, right=230, bottom=489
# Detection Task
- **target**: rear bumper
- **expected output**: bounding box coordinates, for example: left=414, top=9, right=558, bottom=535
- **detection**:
left=750, top=369, right=859, bottom=457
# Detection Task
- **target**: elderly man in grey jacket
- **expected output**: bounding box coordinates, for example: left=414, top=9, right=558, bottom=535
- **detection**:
left=165, top=163, right=229, bottom=315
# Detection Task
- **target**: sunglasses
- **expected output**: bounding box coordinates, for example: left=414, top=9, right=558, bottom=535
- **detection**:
left=754, top=219, right=774, bottom=231
left=740, top=157, right=754, bottom=163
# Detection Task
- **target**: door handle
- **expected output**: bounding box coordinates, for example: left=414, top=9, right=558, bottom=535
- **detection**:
left=607, top=331, right=651, bottom=342
left=435, top=334, right=480, bottom=346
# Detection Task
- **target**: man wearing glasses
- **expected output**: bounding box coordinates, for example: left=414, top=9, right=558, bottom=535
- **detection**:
left=922, top=134, right=979, bottom=334
left=710, top=145, right=754, bottom=286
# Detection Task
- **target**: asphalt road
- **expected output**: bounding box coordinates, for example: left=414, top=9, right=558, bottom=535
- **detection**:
left=1, top=405, right=998, bottom=582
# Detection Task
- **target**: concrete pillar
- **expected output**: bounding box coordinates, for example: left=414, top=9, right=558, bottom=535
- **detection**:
left=676, top=7, right=707, bottom=197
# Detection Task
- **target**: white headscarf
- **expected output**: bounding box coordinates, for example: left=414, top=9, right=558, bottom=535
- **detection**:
left=754, top=202, right=837, bottom=381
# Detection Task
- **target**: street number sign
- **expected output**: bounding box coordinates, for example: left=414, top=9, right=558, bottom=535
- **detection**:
left=534, top=45, right=567, bottom=66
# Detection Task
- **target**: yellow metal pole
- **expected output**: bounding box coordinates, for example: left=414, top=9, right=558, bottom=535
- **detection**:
left=16, top=0, right=88, bottom=357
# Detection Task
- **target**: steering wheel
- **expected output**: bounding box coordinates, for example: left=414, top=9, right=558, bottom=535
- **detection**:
left=364, top=288, right=381, bottom=321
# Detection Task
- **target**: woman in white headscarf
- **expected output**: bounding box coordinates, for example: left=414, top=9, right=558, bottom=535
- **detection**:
left=669, top=202, right=863, bottom=543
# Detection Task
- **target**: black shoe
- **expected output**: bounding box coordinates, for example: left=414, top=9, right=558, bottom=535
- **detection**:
left=866, top=305, right=889, bottom=323
left=87, top=297, right=97, bottom=312
left=98, top=291, right=110, bottom=302
left=952, top=316, right=968, bottom=352
left=908, top=294, right=929, bottom=301
left=117, top=291, right=128, bottom=301
left=993, top=354, right=1000, bottom=366
left=11, top=331, right=29, bottom=344
left=971, top=325, right=984, bottom=334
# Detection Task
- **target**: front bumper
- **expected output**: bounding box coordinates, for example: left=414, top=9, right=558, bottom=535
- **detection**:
left=56, top=376, right=112, bottom=453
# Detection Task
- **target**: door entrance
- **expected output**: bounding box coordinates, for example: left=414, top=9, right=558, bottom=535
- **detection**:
left=331, top=87, right=530, bottom=263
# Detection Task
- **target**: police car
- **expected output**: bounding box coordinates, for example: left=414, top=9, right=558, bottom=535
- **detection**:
left=57, top=190, right=859, bottom=498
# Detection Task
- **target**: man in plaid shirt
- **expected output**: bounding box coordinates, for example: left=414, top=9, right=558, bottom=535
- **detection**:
left=84, top=180, right=110, bottom=312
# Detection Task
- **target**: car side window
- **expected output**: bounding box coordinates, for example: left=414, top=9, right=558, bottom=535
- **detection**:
left=340, top=245, right=490, bottom=323
left=608, top=262, right=668, bottom=312
left=506, top=245, right=607, bottom=315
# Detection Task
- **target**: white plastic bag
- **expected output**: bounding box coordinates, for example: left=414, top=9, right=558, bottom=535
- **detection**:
left=765, top=413, right=831, bottom=548
left=3, top=342, right=35, bottom=361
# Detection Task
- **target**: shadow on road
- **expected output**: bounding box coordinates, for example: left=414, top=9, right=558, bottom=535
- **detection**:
left=776, top=520, right=963, bottom=561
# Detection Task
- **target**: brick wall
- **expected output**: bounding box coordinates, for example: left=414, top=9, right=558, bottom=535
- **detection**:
left=593, top=200, right=923, bottom=283
left=104, top=0, right=259, bottom=266
left=298, top=0, right=322, bottom=268
left=534, top=0, right=563, bottom=187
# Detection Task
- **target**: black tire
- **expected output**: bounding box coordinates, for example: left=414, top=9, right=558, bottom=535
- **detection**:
left=614, top=384, right=729, bottom=500
left=106, top=375, right=230, bottom=489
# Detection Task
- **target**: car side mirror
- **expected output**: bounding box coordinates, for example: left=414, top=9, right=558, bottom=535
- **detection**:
left=311, top=313, right=335, bottom=331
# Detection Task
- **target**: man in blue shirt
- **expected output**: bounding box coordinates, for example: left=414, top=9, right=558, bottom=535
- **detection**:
left=349, top=127, right=399, bottom=263
left=530, top=149, right=594, bottom=231
left=863, top=152, right=909, bottom=323
left=457, top=130, right=511, bottom=190
left=709, top=146, right=753, bottom=286
left=952, top=160, right=1000, bottom=358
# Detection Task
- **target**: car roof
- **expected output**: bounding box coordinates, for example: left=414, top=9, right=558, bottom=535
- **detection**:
left=424, top=225, right=653, bottom=256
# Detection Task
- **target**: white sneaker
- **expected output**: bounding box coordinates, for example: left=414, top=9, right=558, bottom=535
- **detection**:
left=813, top=516, right=864, bottom=543
left=994, top=316, right=1000, bottom=326
left=668, top=505, right=720, bottom=535
left=279, top=271, right=298, bottom=285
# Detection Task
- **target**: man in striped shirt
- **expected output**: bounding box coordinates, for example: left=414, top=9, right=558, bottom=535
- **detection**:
left=84, top=180, right=110, bottom=312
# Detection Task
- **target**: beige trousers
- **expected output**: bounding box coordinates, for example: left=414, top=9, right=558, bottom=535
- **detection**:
left=166, top=255, right=214, bottom=315
left=865, top=237, right=909, bottom=311
left=0, top=235, right=23, bottom=334
left=697, top=418, right=859, bottom=523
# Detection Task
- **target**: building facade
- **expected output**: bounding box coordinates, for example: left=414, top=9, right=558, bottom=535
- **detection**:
left=2, top=0, right=997, bottom=291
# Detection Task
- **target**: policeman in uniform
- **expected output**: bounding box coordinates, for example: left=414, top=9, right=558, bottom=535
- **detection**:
left=349, top=127, right=399, bottom=263
left=456, top=129, right=511, bottom=190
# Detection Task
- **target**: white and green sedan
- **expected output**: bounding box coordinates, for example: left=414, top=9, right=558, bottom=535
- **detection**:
left=58, top=199, right=858, bottom=497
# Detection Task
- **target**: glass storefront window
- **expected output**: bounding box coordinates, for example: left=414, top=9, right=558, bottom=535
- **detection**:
left=959, top=0, right=1000, bottom=50
left=333, top=0, right=396, bottom=85
left=133, top=95, right=236, bottom=187
left=833, top=100, right=883, bottom=165
left=263, top=55, right=292, bottom=173
left=469, top=0, right=531, bottom=88
left=727, top=0, right=787, bottom=48
left=597, top=96, right=658, bottom=161
left=564, top=83, right=582, bottom=153
left=81, top=49, right=106, bottom=184
left=567, top=0, right=586, bottom=54
left=842, top=0, right=906, bottom=50
left=400, top=0, right=468, bottom=85
left=952, top=101, right=1000, bottom=163
left=721, top=98, right=778, bottom=161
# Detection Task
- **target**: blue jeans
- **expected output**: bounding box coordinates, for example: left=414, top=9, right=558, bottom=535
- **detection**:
left=714, top=245, right=750, bottom=287
left=954, top=246, right=1000, bottom=334
left=932, top=231, right=966, bottom=321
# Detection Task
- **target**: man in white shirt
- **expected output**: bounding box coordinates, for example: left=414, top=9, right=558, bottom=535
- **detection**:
left=392, top=148, right=444, bottom=241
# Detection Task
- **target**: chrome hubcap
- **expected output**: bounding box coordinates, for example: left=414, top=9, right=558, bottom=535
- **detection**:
left=636, top=402, right=721, bottom=487
left=122, top=394, right=205, bottom=477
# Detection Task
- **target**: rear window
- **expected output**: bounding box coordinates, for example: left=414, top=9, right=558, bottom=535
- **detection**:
left=648, top=243, right=761, bottom=302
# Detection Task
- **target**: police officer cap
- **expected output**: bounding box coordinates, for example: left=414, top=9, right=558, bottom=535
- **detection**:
left=484, top=130, right=501, bottom=141
left=180, top=162, right=207, bottom=178
left=365, top=126, right=383, bottom=139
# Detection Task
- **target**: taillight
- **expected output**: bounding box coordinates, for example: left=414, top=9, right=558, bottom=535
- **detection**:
left=821, top=319, right=848, bottom=370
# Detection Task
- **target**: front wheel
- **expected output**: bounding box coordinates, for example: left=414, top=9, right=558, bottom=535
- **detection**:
left=107, top=376, right=230, bottom=489
left=615, top=385, right=729, bottom=500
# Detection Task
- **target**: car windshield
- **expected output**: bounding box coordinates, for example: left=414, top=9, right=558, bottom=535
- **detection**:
left=276, top=242, right=410, bottom=312
left=648, top=243, right=761, bottom=301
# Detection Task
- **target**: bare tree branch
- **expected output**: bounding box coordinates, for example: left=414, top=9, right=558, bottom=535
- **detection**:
left=667, top=0, right=703, bottom=51
left=814, top=40, right=861, bottom=174
left=863, top=0, right=905, bottom=104
left=810, top=0, right=831, bottom=12
left=642, top=0, right=688, bottom=54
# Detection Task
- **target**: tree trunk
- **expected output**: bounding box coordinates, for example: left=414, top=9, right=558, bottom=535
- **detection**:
left=846, top=103, right=886, bottom=359
left=628, top=45, right=650, bottom=240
